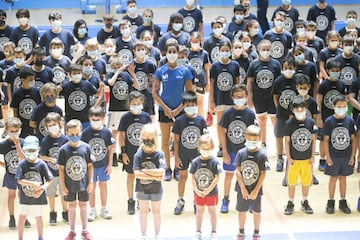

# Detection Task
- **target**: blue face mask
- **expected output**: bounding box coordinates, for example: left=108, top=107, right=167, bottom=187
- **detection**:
left=334, top=107, right=347, bottom=116
left=78, top=28, right=87, bottom=36
left=184, top=106, right=198, bottom=115
left=295, top=54, right=305, bottom=63
left=219, top=51, right=231, bottom=59
left=233, top=98, right=247, bottom=106
left=177, top=58, right=187, bottom=66
left=44, top=95, right=56, bottom=103
left=129, top=104, right=143, bottom=114
left=68, top=135, right=81, bottom=143
left=82, top=66, right=93, bottom=75
left=245, top=141, right=259, bottom=150
left=143, top=16, right=152, bottom=24
left=87, top=50, right=98, bottom=58
left=329, top=72, right=340, bottom=80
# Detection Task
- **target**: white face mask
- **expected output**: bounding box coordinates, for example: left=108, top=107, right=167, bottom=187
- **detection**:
left=186, top=0, right=195, bottom=5
left=282, top=69, right=295, bottom=79
left=25, top=151, right=39, bottom=161
left=166, top=53, right=178, bottom=63
left=329, top=41, right=338, bottom=49
left=51, top=48, right=63, bottom=57
left=233, top=48, right=243, bottom=56
left=52, top=20, right=62, bottom=28
left=145, top=40, right=153, bottom=48
left=294, top=111, right=306, bottom=121
left=245, top=141, right=259, bottom=150
left=28, top=80, right=35, bottom=88
left=213, top=28, right=223, bottom=36
left=8, top=131, right=20, bottom=139
left=129, top=104, right=143, bottom=114
left=136, top=50, right=146, bottom=58
left=91, top=120, right=103, bottom=129
left=48, top=125, right=60, bottom=135
left=344, top=46, right=354, bottom=54
left=121, top=28, right=130, bottom=36
left=191, top=43, right=200, bottom=50
left=306, top=31, right=316, bottom=39
left=298, top=89, right=308, bottom=96
left=199, top=149, right=212, bottom=158
left=334, top=107, right=347, bottom=116
left=71, top=74, right=82, bottom=84
left=173, top=23, right=183, bottom=32
left=260, top=50, right=271, bottom=59
left=18, top=17, right=29, bottom=26
left=105, top=47, right=115, bottom=55
left=242, top=42, right=251, bottom=49
left=233, top=98, right=247, bottom=106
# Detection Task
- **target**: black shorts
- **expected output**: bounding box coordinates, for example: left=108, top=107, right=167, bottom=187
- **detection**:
left=253, top=97, right=276, bottom=115
left=324, top=157, right=354, bottom=176
left=274, top=118, right=288, bottom=137
left=236, top=191, right=262, bottom=212
left=158, top=110, right=183, bottom=123
left=122, top=156, right=134, bottom=174
left=317, top=128, right=324, bottom=141
left=195, top=86, right=205, bottom=95
left=64, top=191, right=89, bottom=202
left=179, top=157, right=192, bottom=170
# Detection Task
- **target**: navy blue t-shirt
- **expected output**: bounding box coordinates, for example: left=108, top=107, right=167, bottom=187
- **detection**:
left=16, top=159, right=53, bottom=205
left=10, top=26, right=39, bottom=58
left=81, top=127, right=114, bottom=168
left=92, top=58, right=107, bottom=80
left=210, top=60, right=240, bottom=106
left=305, top=96, right=320, bottom=118
left=219, top=107, right=256, bottom=153
left=96, top=26, right=120, bottom=45
left=60, top=80, right=97, bottom=122
left=272, top=7, right=300, bottom=35
left=228, top=20, right=247, bottom=35
left=263, top=29, right=293, bottom=63
left=5, top=65, right=30, bottom=94
left=295, top=61, right=317, bottom=97
left=122, top=14, right=143, bottom=39
left=33, top=66, right=54, bottom=89
left=317, top=79, right=345, bottom=121
left=317, top=47, right=342, bottom=67
left=0, top=138, right=24, bottom=175
left=188, top=49, right=209, bottom=88
left=172, top=114, right=207, bottom=162
left=284, top=117, right=316, bottom=160
left=0, top=25, right=13, bottom=60
left=323, top=115, right=355, bottom=159
left=105, top=71, right=134, bottom=111
left=157, top=31, right=190, bottom=53
left=44, top=56, right=71, bottom=85
left=118, top=111, right=152, bottom=158
left=334, top=54, right=360, bottom=91
left=57, top=142, right=93, bottom=192
left=203, top=35, right=231, bottom=64
left=39, top=29, right=77, bottom=58
left=189, top=156, right=220, bottom=196
left=115, top=38, right=133, bottom=65
left=349, top=77, right=360, bottom=119
left=234, top=147, right=266, bottom=194
left=306, top=4, right=336, bottom=41
left=307, top=37, right=325, bottom=62
left=30, top=103, right=63, bottom=142
left=272, top=75, right=297, bottom=119
left=133, top=149, right=167, bottom=194
left=136, top=24, right=162, bottom=47
left=234, top=57, right=250, bottom=85
left=178, top=8, right=203, bottom=34
left=40, top=134, right=68, bottom=177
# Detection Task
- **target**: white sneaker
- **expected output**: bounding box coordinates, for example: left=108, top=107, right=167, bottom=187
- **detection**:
left=192, top=232, right=201, bottom=240
left=100, top=207, right=112, bottom=219
left=210, top=232, right=217, bottom=240
left=88, top=208, right=97, bottom=222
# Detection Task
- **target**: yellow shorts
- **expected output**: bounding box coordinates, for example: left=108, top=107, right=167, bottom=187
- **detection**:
left=287, top=160, right=312, bottom=186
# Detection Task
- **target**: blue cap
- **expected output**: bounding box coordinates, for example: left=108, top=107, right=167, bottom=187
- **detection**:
left=23, top=136, right=39, bottom=150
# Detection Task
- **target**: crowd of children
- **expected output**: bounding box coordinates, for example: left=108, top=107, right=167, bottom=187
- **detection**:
left=1, top=0, right=360, bottom=239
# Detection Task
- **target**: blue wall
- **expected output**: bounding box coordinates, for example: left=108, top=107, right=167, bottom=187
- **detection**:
left=0, top=0, right=355, bottom=10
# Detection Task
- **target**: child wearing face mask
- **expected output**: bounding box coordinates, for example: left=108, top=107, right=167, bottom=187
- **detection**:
left=84, top=38, right=107, bottom=81
left=228, top=4, right=247, bottom=36
left=81, top=106, right=114, bottom=222
left=133, top=123, right=166, bottom=240
left=209, top=40, right=240, bottom=161
left=57, top=119, right=94, bottom=240
left=136, top=9, right=162, bottom=48
left=218, top=84, right=256, bottom=214
left=172, top=91, right=207, bottom=215
left=31, top=47, right=54, bottom=88
left=140, top=30, right=161, bottom=66
left=101, top=38, right=116, bottom=71
left=0, top=117, right=31, bottom=230
left=122, top=0, right=143, bottom=40
left=115, top=20, right=135, bottom=66
left=39, top=112, right=68, bottom=225
left=118, top=91, right=151, bottom=215
left=235, top=125, right=266, bottom=240
left=317, top=59, right=346, bottom=172
left=304, top=21, right=325, bottom=62
left=10, top=67, right=41, bottom=138
left=283, top=96, right=317, bottom=216
left=190, top=134, right=221, bottom=240
left=178, top=0, right=204, bottom=37
left=232, top=39, right=249, bottom=85
left=16, top=135, right=53, bottom=240
left=272, top=57, right=297, bottom=172
left=271, top=0, right=299, bottom=35
left=339, top=11, right=360, bottom=38
left=30, top=83, right=63, bottom=142
left=323, top=95, right=356, bottom=215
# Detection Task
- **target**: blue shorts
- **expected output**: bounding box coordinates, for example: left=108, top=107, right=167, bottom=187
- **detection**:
left=93, top=165, right=110, bottom=182
left=274, top=118, right=288, bottom=138
left=136, top=191, right=162, bottom=201
left=2, top=173, right=18, bottom=190
left=236, top=191, right=262, bottom=213
left=64, top=191, right=89, bottom=202
left=223, top=152, right=237, bottom=172
left=324, top=157, right=354, bottom=177
left=253, top=97, right=276, bottom=115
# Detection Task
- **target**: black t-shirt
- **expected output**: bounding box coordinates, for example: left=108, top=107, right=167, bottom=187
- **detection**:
left=105, top=71, right=134, bottom=111
left=0, top=139, right=24, bottom=175
left=10, top=26, right=39, bottom=58
left=96, top=26, right=120, bottom=45
left=272, top=75, right=297, bottom=119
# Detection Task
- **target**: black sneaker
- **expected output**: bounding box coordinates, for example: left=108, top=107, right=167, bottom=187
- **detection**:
left=339, top=199, right=351, bottom=214
left=312, top=176, right=319, bottom=185
left=62, top=211, right=69, bottom=224
left=174, top=198, right=185, bottom=215
left=24, top=219, right=31, bottom=228
left=8, top=215, right=16, bottom=230
left=173, top=168, right=179, bottom=181
left=49, top=211, right=57, bottom=226
left=318, top=159, right=326, bottom=171
left=164, top=168, right=172, bottom=181
left=276, top=158, right=284, bottom=172
left=284, top=201, right=294, bottom=215
left=128, top=199, right=135, bottom=215
left=282, top=177, right=287, bottom=187
left=217, top=145, right=223, bottom=157
left=301, top=200, right=314, bottom=214
left=326, top=199, right=335, bottom=214
left=112, top=153, right=118, bottom=167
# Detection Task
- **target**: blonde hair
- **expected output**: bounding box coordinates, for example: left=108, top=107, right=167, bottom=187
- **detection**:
left=66, top=119, right=82, bottom=131
left=140, top=123, right=158, bottom=147
left=198, top=134, right=215, bottom=150
left=40, top=83, right=59, bottom=102
left=5, top=117, right=22, bottom=129
left=85, top=38, right=99, bottom=49
left=246, top=124, right=261, bottom=137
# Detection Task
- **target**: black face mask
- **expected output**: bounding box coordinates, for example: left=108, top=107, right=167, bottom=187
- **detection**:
left=105, top=23, right=113, bottom=29
left=34, top=60, right=44, bottom=67
left=0, top=20, right=5, bottom=26
left=143, top=139, right=154, bottom=147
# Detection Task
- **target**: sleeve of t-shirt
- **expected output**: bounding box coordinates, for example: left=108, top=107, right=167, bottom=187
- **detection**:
left=233, top=151, right=242, bottom=167
left=118, top=114, right=127, bottom=132
left=57, top=148, right=65, bottom=166
left=15, top=163, right=24, bottom=180
left=323, top=118, right=331, bottom=136
left=39, top=139, right=48, bottom=156
left=210, top=63, right=217, bottom=79
left=30, top=106, right=39, bottom=121
left=233, top=61, right=240, bottom=78
left=188, top=158, right=197, bottom=174
left=283, top=120, right=291, bottom=137
left=41, top=162, right=53, bottom=181
left=132, top=151, right=141, bottom=171
left=157, top=36, right=166, bottom=52
left=247, top=62, right=255, bottom=78
left=158, top=151, right=167, bottom=169
left=349, top=79, right=359, bottom=94
left=272, top=78, right=281, bottom=95
left=306, top=8, right=314, bottom=21
left=219, top=111, right=229, bottom=129
left=259, top=153, right=267, bottom=171
left=105, top=129, right=115, bottom=147
left=349, top=118, right=356, bottom=135
left=10, top=91, right=19, bottom=108
left=330, top=7, right=336, bottom=21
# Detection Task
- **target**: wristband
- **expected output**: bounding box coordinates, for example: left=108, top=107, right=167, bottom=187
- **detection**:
left=121, top=147, right=126, bottom=153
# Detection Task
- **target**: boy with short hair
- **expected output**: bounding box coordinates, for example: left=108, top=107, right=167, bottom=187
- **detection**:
left=283, top=96, right=317, bottom=215
left=58, top=119, right=94, bottom=240
left=339, top=10, right=360, bottom=37
left=324, top=95, right=356, bottom=214
left=16, top=135, right=53, bottom=240
left=304, top=21, right=325, bottom=62
left=172, top=91, right=207, bottom=215
left=235, top=125, right=266, bottom=240
left=218, top=84, right=256, bottom=213
left=31, top=47, right=54, bottom=88
left=116, top=20, right=134, bottom=65
left=228, top=4, right=247, bottom=35
left=81, top=106, right=114, bottom=221
left=122, top=0, right=143, bottom=40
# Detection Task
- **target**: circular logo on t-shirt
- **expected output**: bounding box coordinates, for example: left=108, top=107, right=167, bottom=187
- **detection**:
left=140, top=161, right=156, bottom=184
left=189, top=58, right=203, bottom=75
left=126, top=122, right=143, bottom=146
left=89, top=138, right=107, bottom=162
left=183, top=16, right=196, bottom=33
left=5, top=150, right=20, bottom=174
left=271, top=41, right=285, bottom=59
left=227, top=120, right=246, bottom=145
left=119, top=49, right=133, bottom=65
left=331, top=126, right=350, bottom=150
left=240, top=160, right=260, bottom=186
left=239, top=67, right=246, bottom=84
left=112, top=81, right=129, bottom=100
left=316, top=15, right=329, bottom=31
left=340, top=66, right=356, bottom=86
left=135, top=71, right=148, bottom=91
left=35, top=81, right=44, bottom=89
left=284, top=17, right=294, bottom=32
left=195, top=167, right=214, bottom=190
left=68, top=91, right=87, bottom=111
left=13, top=76, right=21, bottom=91
left=65, top=155, right=87, bottom=181
left=210, top=46, right=220, bottom=63
left=279, top=89, right=297, bottom=109
left=130, top=25, right=138, bottom=39
left=0, top=36, right=9, bottom=50
left=217, top=72, right=233, bottom=91
left=291, top=128, right=312, bottom=152
left=39, top=118, right=48, bottom=138
left=18, top=37, right=33, bottom=55
left=324, top=89, right=340, bottom=109
left=70, top=44, right=85, bottom=58
left=89, top=95, right=97, bottom=107
left=19, top=98, right=37, bottom=119
left=48, top=147, right=60, bottom=170
left=256, top=69, right=274, bottom=89
left=52, top=66, right=66, bottom=84
left=181, top=126, right=201, bottom=149
left=22, top=171, right=42, bottom=197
